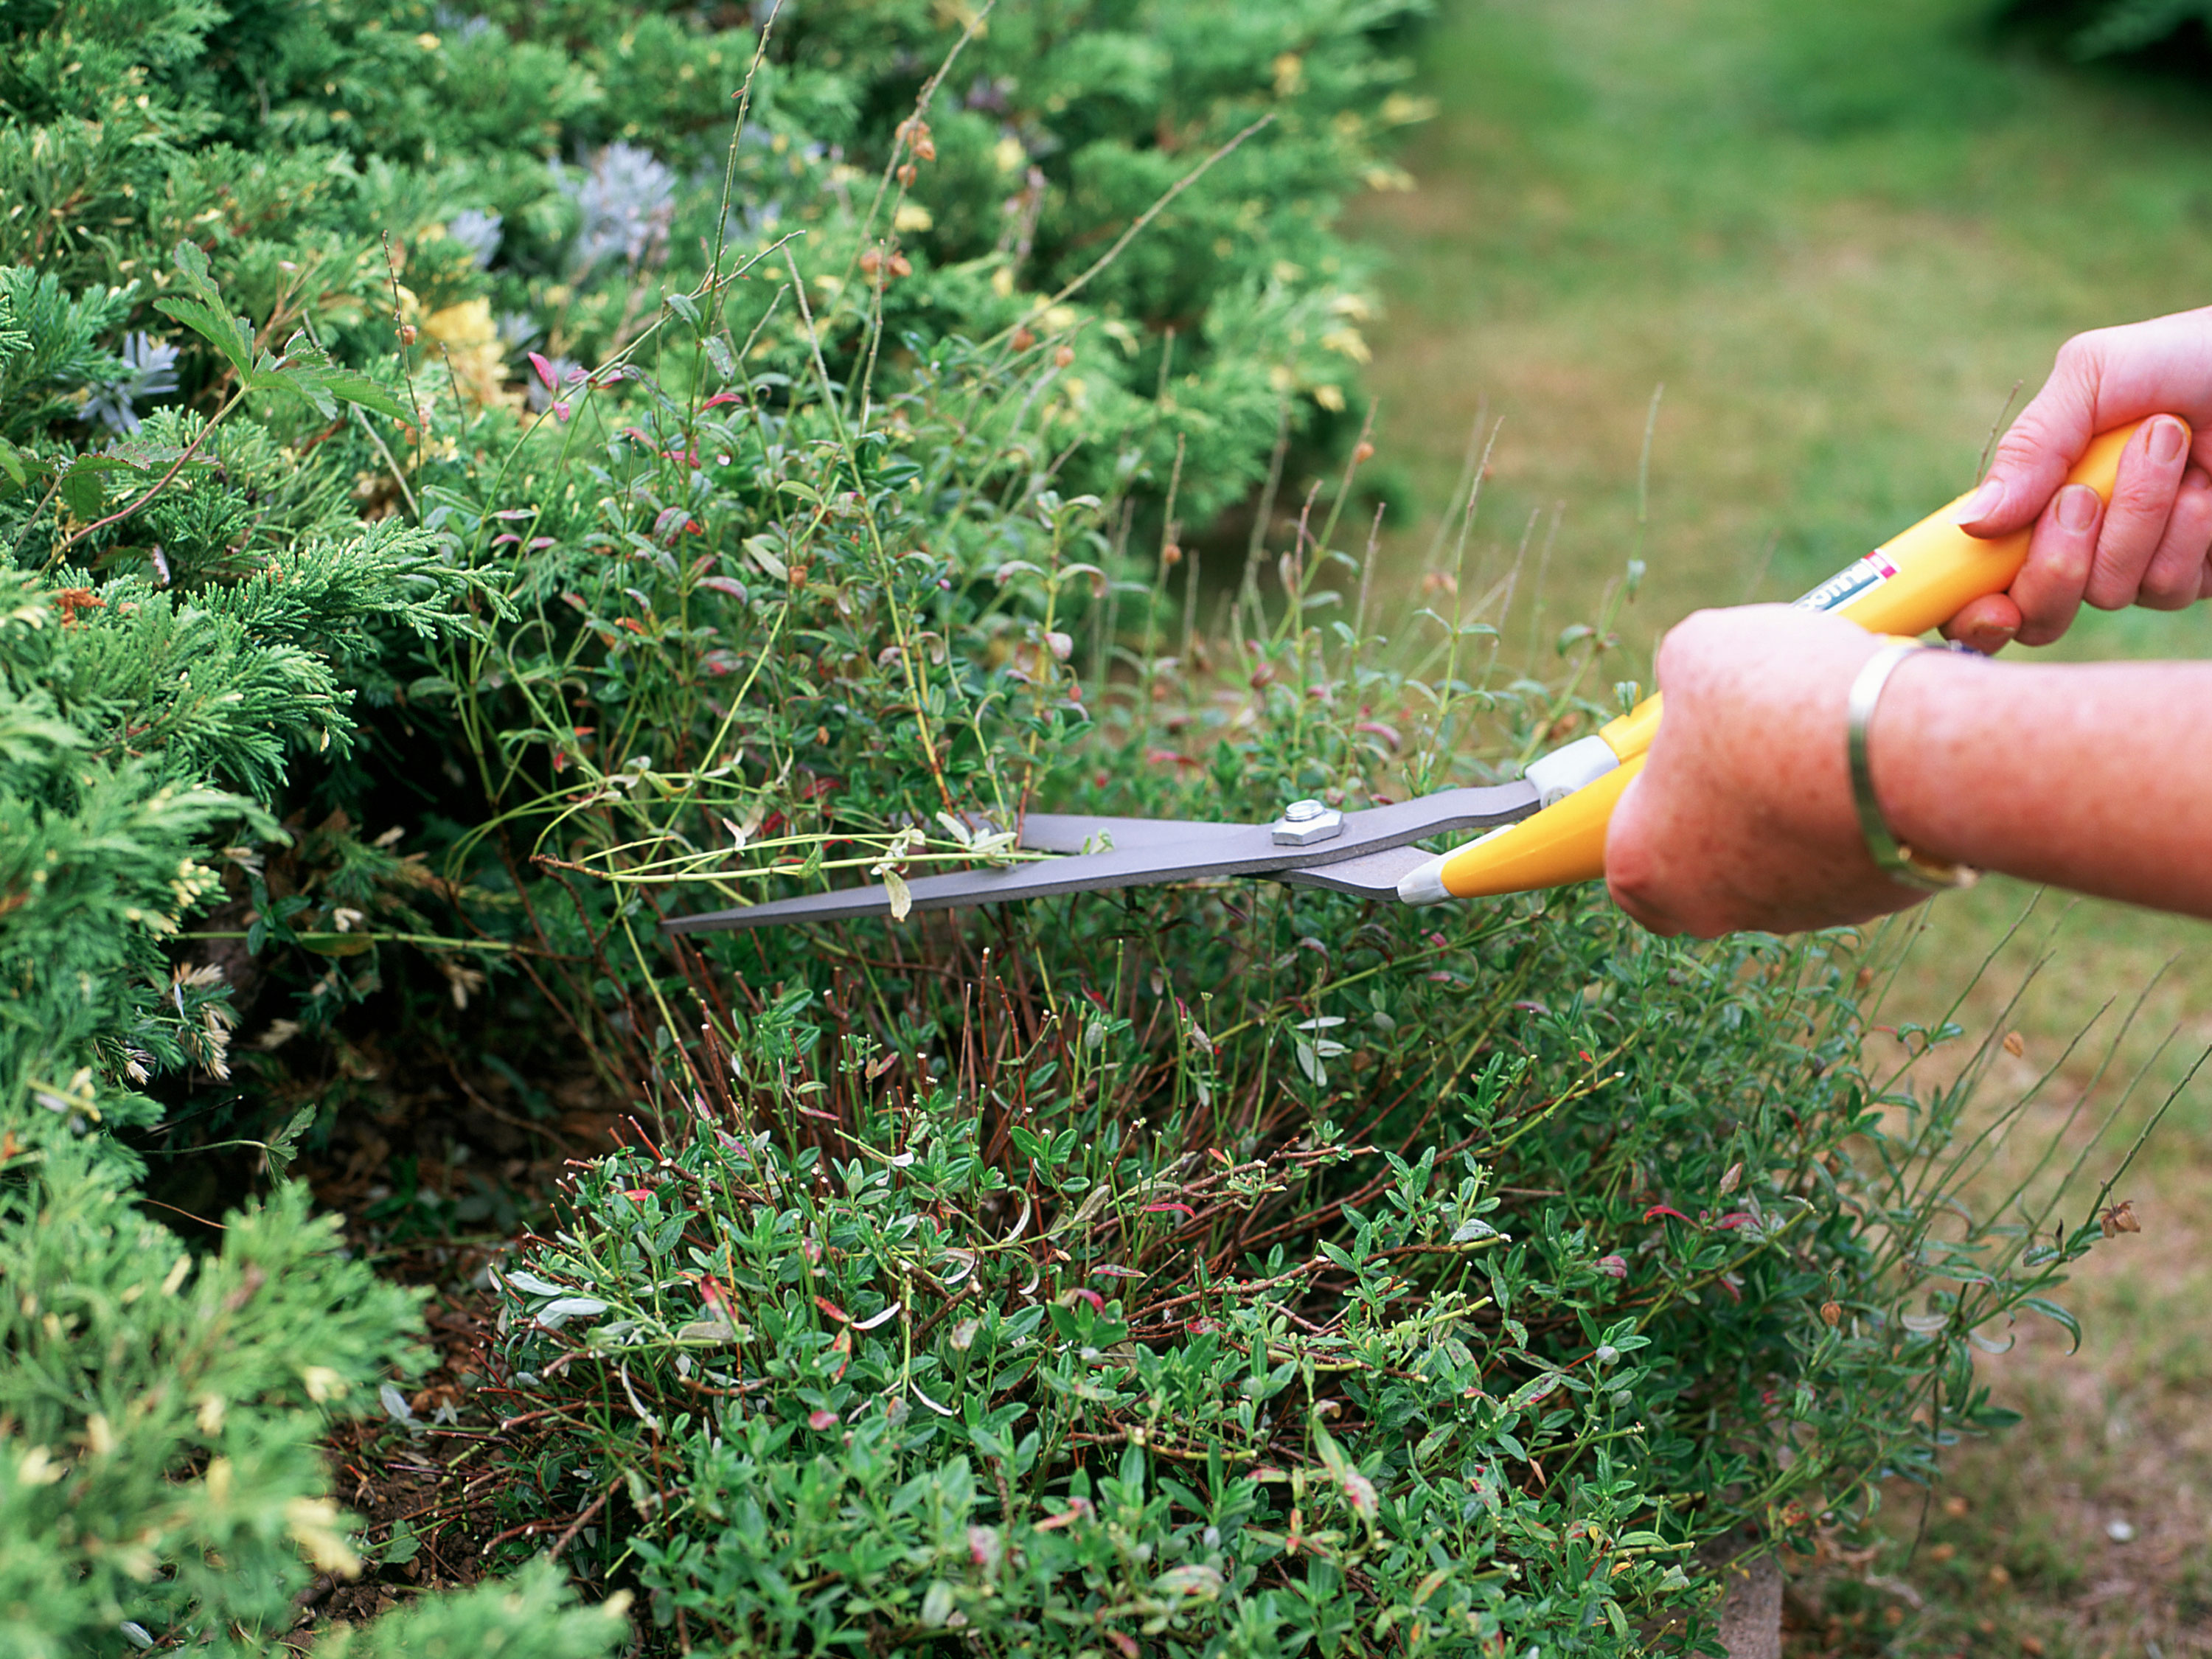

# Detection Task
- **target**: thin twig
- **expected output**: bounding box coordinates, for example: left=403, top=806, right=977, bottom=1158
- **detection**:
left=545, top=1485, right=614, bottom=1560
left=58, top=386, right=246, bottom=553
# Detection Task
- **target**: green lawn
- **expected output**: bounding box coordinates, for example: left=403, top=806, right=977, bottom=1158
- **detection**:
left=1352, top=1, right=2212, bottom=1649
left=1360, top=0, right=2212, bottom=661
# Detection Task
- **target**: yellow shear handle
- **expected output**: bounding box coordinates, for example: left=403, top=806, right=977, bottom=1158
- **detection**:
left=1413, top=420, right=2163, bottom=902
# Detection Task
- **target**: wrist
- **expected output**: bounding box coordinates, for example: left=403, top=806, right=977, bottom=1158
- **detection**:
left=1861, top=644, right=1982, bottom=873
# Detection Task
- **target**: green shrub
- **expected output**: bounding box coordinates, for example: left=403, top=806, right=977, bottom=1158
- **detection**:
left=491, top=921, right=1854, bottom=1653
left=0, top=1144, right=420, bottom=1655
left=456, top=336, right=2140, bottom=1644
left=0, top=260, right=603, bottom=1653
left=1, top=0, right=1421, bottom=518
left=0, top=0, right=1435, bottom=1648
left=312, top=1559, right=633, bottom=1659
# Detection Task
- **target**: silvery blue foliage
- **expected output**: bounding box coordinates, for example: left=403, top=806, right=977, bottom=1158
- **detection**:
left=496, top=310, right=543, bottom=349
left=431, top=5, right=495, bottom=43
left=446, top=209, right=504, bottom=269
left=560, top=142, right=675, bottom=276
left=78, top=333, right=180, bottom=435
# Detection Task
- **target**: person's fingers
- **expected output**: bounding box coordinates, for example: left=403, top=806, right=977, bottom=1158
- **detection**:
left=2135, top=465, right=2212, bottom=611
left=1939, top=592, right=2021, bottom=655
left=2084, top=414, right=2191, bottom=610
left=2009, top=483, right=2105, bottom=647
left=1956, top=335, right=2105, bottom=538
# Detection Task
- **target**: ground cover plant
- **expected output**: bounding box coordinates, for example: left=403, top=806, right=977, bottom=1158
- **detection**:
left=0, top=0, right=2180, bottom=1654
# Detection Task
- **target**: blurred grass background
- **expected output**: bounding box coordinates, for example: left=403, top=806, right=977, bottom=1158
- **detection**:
left=1352, top=0, right=2212, bottom=1650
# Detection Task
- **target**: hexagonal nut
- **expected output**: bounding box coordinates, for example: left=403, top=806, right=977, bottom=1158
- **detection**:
left=1270, top=801, right=1343, bottom=846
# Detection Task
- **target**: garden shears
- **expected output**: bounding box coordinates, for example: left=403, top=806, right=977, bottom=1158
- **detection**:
left=665, top=420, right=2157, bottom=935
left=662, top=785, right=1548, bottom=934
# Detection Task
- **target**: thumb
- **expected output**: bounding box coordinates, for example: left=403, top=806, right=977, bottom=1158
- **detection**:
left=1958, top=405, right=2097, bottom=540
left=1938, top=591, right=2021, bottom=655
left=1957, top=349, right=2104, bottom=539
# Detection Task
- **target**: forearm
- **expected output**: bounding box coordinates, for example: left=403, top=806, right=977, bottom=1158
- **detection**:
left=1875, top=654, right=2212, bottom=917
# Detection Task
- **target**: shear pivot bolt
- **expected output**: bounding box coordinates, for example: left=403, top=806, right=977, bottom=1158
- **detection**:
left=1271, top=798, right=1343, bottom=846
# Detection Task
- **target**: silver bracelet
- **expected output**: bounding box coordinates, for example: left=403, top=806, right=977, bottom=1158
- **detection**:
left=1846, top=641, right=1978, bottom=894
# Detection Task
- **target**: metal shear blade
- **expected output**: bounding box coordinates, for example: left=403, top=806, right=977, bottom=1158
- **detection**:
left=661, top=782, right=1540, bottom=934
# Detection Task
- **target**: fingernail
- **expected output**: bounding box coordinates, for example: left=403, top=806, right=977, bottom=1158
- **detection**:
left=2152, top=416, right=2188, bottom=465
left=2057, top=484, right=2099, bottom=532
left=1956, top=481, right=2002, bottom=524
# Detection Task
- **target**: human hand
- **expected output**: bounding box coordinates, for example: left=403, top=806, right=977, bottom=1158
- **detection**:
left=1605, top=606, right=1933, bottom=937
left=1945, top=308, right=2212, bottom=653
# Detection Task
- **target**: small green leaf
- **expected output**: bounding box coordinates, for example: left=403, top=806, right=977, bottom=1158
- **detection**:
left=1308, top=1416, right=1350, bottom=1481
left=154, top=296, right=254, bottom=375
left=262, top=1104, right=318, bottom=1182
left=248, top=360, right=338, bottom=419
left=170, top=237, right=215, bottom=297
left=319, top=367, right=408, bottom=420
left=2018, top=1295, right=2081, bottom=1354
left=59, top=465, right=105, bottom=521
left=383, top=1518, right=422, bottom=1566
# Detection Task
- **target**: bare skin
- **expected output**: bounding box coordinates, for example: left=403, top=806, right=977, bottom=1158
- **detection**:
left=1607, top=310, right=2212, bottom=937
left=1605, top=607, right=2212, bottom=937
left=1944, top=307, right=2212, bottom=653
